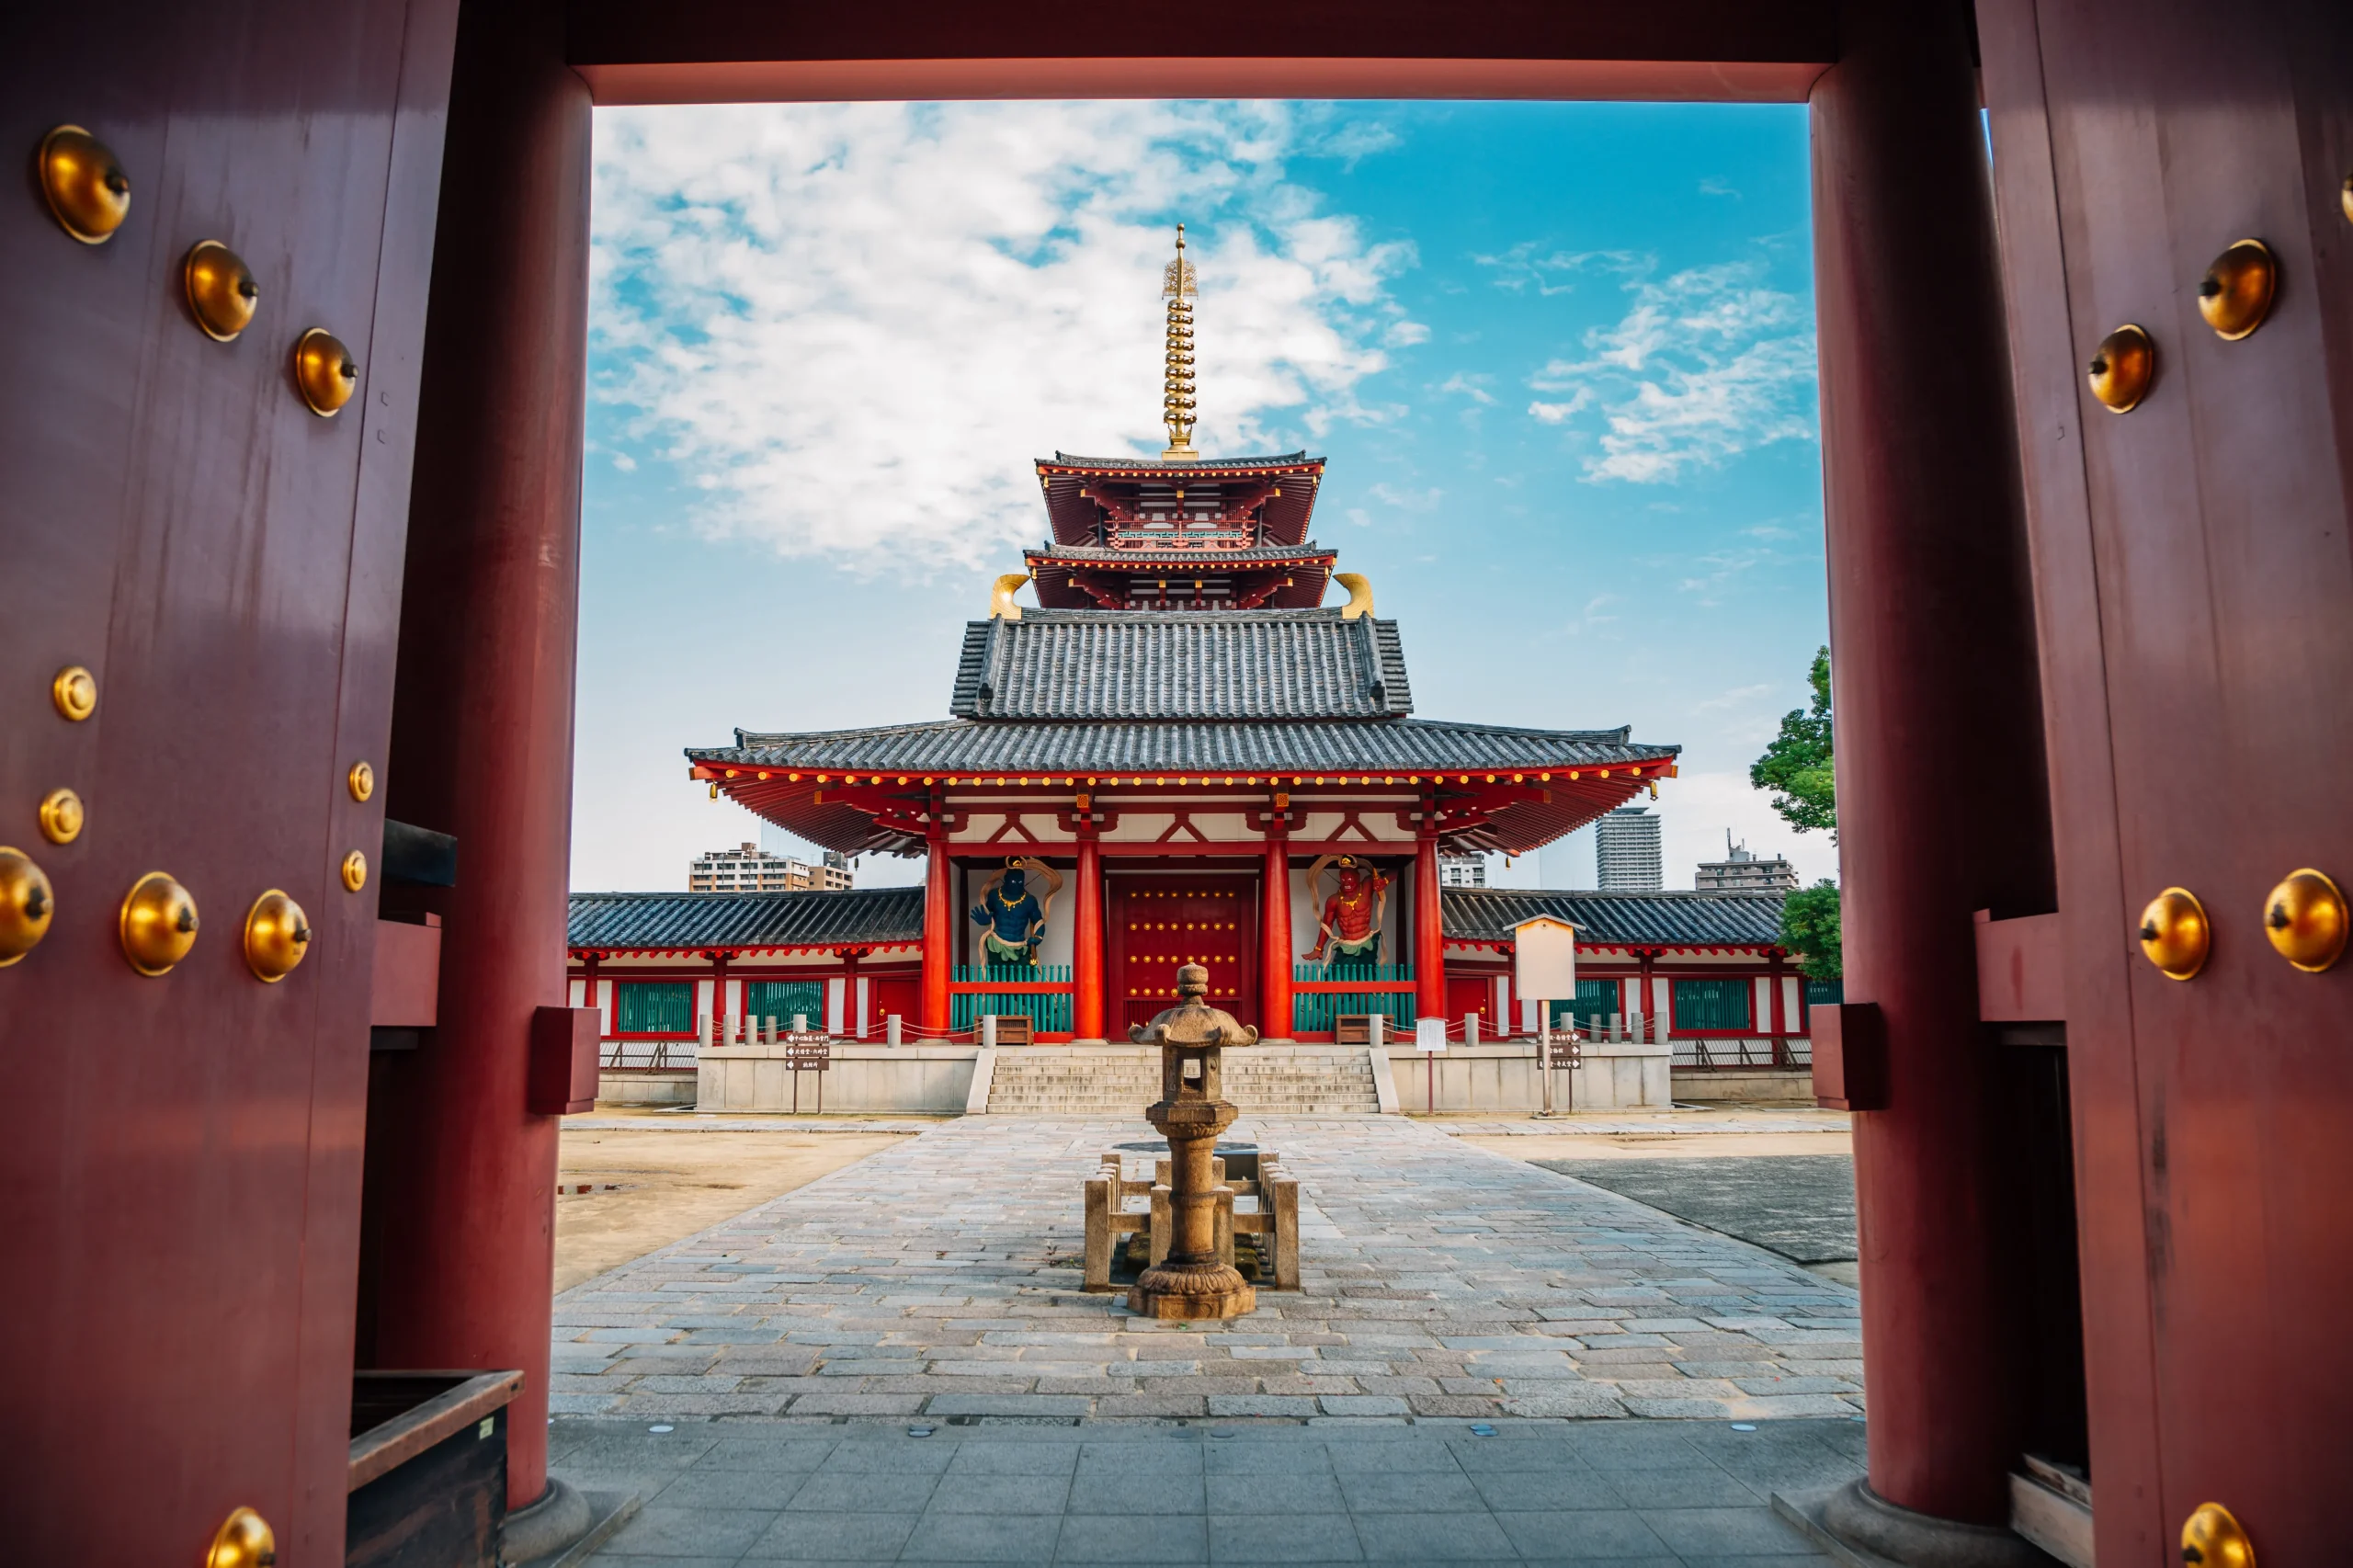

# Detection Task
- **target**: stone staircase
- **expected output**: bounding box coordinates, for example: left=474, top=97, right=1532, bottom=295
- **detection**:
left=983, top=1045, right=1382, bottom=1116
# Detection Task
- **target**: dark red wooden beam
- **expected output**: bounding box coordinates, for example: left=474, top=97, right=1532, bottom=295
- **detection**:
left=565, top=0, right=1836, bottom=105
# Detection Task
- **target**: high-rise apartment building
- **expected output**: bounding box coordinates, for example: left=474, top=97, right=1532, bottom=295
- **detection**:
left=1694, top=834, right=1799, bottom=892
left=688, top=844, right=853, bottom=893
left=1595, top=807, right=1664, bottom=892
left=1438, top=853, right=1487, bottom=888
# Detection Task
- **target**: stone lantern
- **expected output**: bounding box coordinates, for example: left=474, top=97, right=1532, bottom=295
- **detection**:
left=1127, top=961, right=1259, bottom=1319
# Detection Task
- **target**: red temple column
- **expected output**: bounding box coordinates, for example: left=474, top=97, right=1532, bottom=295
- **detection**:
left=1414, top=828, right=1444, bottom=1021
left=840, top=949, right=862, bottom=1039
left=1259, top=810, right=1293, bottom=1038
left=922, top=824, right=952, bottom=1032
left=1639, top=950, right=1657, bottom=1028
left=1073, top=824, right=1105, bottom=1040
left=1813, top=0, right=2056, bottom=1535
left=369, top=0, right=587, bottom=1518
left=710, top=950, right=731, bottom=1041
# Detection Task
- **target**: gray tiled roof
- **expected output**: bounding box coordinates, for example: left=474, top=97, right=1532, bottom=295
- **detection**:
left=699, top=719, right=1672, bottom=775
left=949, top=609, right=1412, bottom=720
left=1044, top=451, right=1318, bottom=471
left=1441, top=887, right=1789, bottom=949
left=568, top=886, right=924, bottom=952
left=1023, top=540, right=1336, bottom=562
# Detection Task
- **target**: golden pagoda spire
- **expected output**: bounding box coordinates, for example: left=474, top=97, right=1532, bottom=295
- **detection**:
left=1160, top=223, right=1199, bottom=460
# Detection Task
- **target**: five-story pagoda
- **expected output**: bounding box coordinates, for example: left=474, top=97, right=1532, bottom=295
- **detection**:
left=690, top=229, right=1680, bottom=1042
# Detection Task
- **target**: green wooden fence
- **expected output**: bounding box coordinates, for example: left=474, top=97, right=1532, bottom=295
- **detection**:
left=1291, top=961, right=1416, bottom=1033
left=950, top=963, right=1073, bottom=1034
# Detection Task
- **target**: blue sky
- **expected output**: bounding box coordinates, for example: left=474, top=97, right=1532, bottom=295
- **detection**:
left=573, top=99, right=1834, bottom=892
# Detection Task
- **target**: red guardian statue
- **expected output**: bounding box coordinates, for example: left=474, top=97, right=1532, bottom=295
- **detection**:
left=1301, top=853, right=1391, bottom=969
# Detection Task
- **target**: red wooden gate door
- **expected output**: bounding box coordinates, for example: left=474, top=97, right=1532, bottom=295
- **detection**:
left=1984, top=2, right=2353, bottom=1560
left=1109, top=874, right=1256, bottom=1034
left=0, top=2, right=451, bottom=1559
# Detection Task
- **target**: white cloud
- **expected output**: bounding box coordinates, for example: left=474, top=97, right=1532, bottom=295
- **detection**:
left=591, top=102, right=1416, bottom=569
left=1435, top=371, right=1495, bottom=405
left=1522, top=257, right=1816, bottom=483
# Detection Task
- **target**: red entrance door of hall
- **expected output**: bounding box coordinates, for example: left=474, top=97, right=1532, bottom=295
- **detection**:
left=1108, top=874, right=1257, bottom=1035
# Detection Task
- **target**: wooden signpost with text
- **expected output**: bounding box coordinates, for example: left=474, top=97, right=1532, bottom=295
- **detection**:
left=1514, top=916, right=1581, bottom=1117
left=782, top=1032, right=831, bottom=1114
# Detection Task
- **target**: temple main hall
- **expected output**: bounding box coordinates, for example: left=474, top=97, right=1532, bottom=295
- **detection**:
left=573, top=232, right=1812, bottom=1058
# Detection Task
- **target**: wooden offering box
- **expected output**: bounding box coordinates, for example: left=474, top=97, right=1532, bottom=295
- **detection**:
left=347, top=1370, right=521, bottom=1568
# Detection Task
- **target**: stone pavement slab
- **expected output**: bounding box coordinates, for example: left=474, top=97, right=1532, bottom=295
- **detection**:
left=558, top=1418, right=1858, bottom=1565
left=553, top=1117, right=1860, bottom=1425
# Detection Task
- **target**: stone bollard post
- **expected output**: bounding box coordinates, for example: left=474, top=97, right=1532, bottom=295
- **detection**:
left=886, top=1013, right=902, bottom=1047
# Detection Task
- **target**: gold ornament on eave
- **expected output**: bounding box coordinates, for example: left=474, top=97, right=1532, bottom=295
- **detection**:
left=1161, top=223, right=1199, bottom=461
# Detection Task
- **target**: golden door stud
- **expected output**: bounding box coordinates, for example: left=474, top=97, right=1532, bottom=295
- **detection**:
left=2180, top=1501, right=2252, bottom=1567
left=243, top=889, right=312, bottom=983
left=2261, top=868, right=2347, bottom=972
left=37, top=125, right=130, bottom=244
left=207, top=1506, right=278, bottom=1568
left=2197, top=239, right=2277, bottom=341
left=119, top=870, right=199, bottom=975
left=0, top=847, right=56, bottom=966
left=347, top=759, right=375, bottom=802
left=2138, top=886, right=2210, bottom=981
left=293, top=327, right=358, bottom=415
left=38, top=787, right=84, bottom=845
left=184, top=241, right=259, bottom=342
left=51, top=665, right=97, bottom=721
left=2087, top=324, right=2155, bottom=413
left=341, top=849, right=369, bottom=892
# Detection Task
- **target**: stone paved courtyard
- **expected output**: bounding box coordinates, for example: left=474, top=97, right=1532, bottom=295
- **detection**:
left=552, top=1117, right=1863, bottom=1425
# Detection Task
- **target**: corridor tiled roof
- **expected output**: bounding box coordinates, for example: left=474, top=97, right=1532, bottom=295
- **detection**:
left=698, top=718, right=1672, bottom=775
left=1442, top=887, right=1790, bottom=949
left=567, top=886, right=924, bottom=952
left=1022, top=540, right=1336, bottom=562
left=949, top=608, right=1412, bottom=720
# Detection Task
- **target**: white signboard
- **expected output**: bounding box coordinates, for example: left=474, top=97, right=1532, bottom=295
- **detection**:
left=1512, top=915, right=1578, bottom=1003
left=1414, top=1017, right=1447, bottom=1052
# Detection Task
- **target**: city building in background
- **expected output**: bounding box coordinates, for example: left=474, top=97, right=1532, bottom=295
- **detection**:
left=1596, top=806, right=1664, bottom=892
left=688, top=843, right=853, bottom=893
left=1695, top=834, right=1799, bottom=892
left=1438, top=853, right=1487, bottom=888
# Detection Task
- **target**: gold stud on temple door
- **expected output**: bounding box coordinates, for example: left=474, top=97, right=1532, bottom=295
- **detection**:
left=119, top=870, right=199, bottom=976
left=39, top=788, right=84, bottom=844
left=184, top=241, right=259, bottom=341
left=2261, top=869, right=2346, bottom=972
left=2086, top=324, right=2154, bottom=413
left=2137, top=886, right=2210, bottom=981
left=51, top=665, right=96, bottom=721
left=2180, top=1501, right=2252, bottom=1568
left=243, top=889, right=312, bottom=983
left=0, top=847, right=56, bottom=967
left=293, top=328, right=359, bottom=415
left=37, top=126, right=130, bottom=244
left=207, top=1506, right=278, bottom=1568
left=2197, top=240, right=2276, bottom=341
left=347, top=760, right=375, bottom=802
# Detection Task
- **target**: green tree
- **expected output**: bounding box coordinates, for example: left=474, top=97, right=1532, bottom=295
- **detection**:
left=1751, top=645, right=1836, bottom=837
left=1780, top=880, right=1843, bottom=981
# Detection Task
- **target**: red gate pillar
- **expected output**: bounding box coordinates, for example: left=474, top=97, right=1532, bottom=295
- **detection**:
left=1812, top=0, right=2057, bottom=1535
left=1260, top=809, right=1293, bottom=1038
left=1073, top=824, right=1105, bottom=1040
left=1415, top=827, right=1445, bottom=1021
left=922, top=824, right=952, bottom=1032
left=369, top=0, right=588, bottom=1518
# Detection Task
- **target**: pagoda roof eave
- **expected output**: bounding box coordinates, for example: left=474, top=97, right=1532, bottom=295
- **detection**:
left=687, top=717, right=1680, bottom=858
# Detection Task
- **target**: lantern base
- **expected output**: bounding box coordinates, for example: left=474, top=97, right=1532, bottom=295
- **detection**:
left=1128, top=1258, right=1256, bottom=1320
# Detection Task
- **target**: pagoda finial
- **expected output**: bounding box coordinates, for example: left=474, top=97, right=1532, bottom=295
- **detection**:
left=1160, top=223, right=1199, bottom=461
